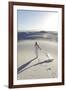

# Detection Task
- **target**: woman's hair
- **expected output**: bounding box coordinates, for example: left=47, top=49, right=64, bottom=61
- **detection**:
left=35, top=42, right=37, bottom=44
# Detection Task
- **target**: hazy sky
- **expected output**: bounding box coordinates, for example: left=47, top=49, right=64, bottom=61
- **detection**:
left=17, top=10, right=59, bottom=32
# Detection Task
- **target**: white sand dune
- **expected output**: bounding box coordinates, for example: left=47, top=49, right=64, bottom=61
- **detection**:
left=17, top=40, right=58, bottom=80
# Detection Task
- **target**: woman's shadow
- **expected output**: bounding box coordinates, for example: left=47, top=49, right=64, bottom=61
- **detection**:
left=17, top=56, right=53, bottom=74
left=17, top=56, right=38, bottom=74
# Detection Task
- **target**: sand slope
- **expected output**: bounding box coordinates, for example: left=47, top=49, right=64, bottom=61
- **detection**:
left=17, top=40, right=58, bottom=80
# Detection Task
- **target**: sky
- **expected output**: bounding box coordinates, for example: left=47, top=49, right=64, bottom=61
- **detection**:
left=17, top=10, right=59, bottom=32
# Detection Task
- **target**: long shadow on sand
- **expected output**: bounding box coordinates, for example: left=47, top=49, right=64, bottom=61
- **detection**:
left=17, top=57, right=38, bottom=74
left=17, top=59, right=54, bottom=74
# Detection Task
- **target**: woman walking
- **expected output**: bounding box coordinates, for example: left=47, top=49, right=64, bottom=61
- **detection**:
left=34, top=42, right=41, bottom=58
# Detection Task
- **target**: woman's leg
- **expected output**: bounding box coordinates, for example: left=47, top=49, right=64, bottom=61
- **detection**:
left=35, top=48, right=38, bottom=58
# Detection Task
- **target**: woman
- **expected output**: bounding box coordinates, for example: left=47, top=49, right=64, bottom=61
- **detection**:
left=34, top=42, right=41, bottom=58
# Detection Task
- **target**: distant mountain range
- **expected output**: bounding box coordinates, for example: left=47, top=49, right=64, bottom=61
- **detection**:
left=18, top=31, right=58, bottom=41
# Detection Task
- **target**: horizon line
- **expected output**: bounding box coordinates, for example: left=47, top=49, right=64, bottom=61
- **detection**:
left=17, top=30, right=58, bottom=32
